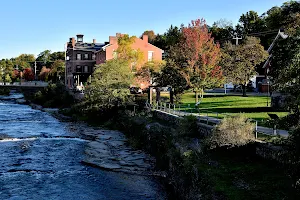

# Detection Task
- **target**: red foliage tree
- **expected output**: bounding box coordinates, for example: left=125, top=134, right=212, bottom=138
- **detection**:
left=11, top=70, right=20, bottom=80
left=23, top=68, right=34, bottom=81
left=179, top=18, right=223, bottom=101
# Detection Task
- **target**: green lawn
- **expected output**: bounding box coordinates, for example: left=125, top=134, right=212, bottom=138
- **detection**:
left=157, top=92, right=289, bottom=123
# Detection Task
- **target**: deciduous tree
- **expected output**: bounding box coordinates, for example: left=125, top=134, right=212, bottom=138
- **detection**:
left=84, top=59, right=134, bottom=112
left=221, top=37, right=268, bottom=96
left=116, top=34, right=144, bottom=71
left=179, top=18, right=223, bottom=102
left=23, top=68, right=34, bottom=81
left=39, top=66, right=51, bottom=81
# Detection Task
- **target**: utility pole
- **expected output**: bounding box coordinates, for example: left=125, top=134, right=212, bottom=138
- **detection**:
left=233, top=33, right=242, bottom=45
left=34, top=61, right=37, bottom=80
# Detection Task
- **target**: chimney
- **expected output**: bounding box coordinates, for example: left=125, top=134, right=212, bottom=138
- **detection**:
left=142, top=35, right=148, bottom=43
left=93, top=39, right=96, bottom=44
left=72, top=37, right=76, bottom=47
left=76, top=34, right=84, bottom=43
left=116, top=33, right=121, bottom=37
left=109, top=36, right=117, bottom=45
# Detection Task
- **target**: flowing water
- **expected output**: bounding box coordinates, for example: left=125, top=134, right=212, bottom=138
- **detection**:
left=0, top=93, right=166, bottom=200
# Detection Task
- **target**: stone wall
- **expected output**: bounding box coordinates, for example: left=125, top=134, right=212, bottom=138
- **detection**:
left=255, top=141, right=291, bottom=164
left=153, top=110, right=214, bottom=137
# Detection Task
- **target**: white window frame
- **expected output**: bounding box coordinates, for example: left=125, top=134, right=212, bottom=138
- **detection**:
left=77, top=54, right=81, bottom=60
left=148, top=51, right=154, bottom=61
left=84, top=54, right=89, bottom=60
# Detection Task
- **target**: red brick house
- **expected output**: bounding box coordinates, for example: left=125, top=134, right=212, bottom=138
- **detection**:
left=95, top=33, right=163, bottom=66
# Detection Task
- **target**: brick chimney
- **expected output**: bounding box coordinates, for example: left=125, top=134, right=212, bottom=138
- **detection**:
left=142, top=35, right=148, bottom=43
left=93, top=39, right=96, bottom=44
left=72, top=37, right=76, bottom=47
left=109, top=36, right=117, bottom=45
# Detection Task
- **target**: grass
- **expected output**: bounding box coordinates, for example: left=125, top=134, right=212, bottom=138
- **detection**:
left=155, top=92, right=289, bottom=125
left=197, top=150, right=293, bottom=200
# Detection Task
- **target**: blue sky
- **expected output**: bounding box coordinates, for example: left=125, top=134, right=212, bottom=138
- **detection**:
left=0, top=0, right=287, bottom=59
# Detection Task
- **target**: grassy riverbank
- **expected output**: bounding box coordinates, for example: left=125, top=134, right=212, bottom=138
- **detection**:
left=26, top=87, right=298, bottom=199
left=101, top=111, right=296, bottom=200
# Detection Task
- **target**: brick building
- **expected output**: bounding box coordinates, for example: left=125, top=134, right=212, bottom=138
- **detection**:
left=95, top=33, right=163, bottom=66
left=65, top=34, right=107, bottom=88
left=65, top=33, right=163, bottom=89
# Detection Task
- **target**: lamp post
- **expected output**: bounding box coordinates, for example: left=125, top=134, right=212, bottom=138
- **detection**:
left=267, top=79, right=270, bottom=107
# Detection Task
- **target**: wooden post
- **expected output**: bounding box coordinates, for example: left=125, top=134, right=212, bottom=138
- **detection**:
left=148, top=86, right=153, bottom=105
left=156, top=87, right=161, bottom=103
left=255, top=121, right=258, bottom=139
left=170, top=87, right=174, bottom=104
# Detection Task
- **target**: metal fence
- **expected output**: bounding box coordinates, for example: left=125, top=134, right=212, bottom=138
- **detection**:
left=147, top=101, right=259, bottom=139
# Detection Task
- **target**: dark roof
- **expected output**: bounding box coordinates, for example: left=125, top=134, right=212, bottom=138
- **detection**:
left=73, top=42, right=106, bottom=51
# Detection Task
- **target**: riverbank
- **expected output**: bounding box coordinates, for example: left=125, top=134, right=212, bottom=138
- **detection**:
left=20, top=87, right=299, bottom=199
left=0, top=93, right=167, bottom=199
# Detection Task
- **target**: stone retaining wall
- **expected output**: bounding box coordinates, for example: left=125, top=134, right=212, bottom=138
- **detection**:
left=153, top=110, right=292, bottom=164
left=153, top=110, right=214, bottom=137
left=255, top=142, right=291, bottom=164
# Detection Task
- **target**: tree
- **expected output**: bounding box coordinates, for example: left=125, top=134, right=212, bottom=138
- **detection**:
left=210, top=19, right=234, bottom=46
left=4, top=74, right=11, bottom=84
left=15, top=54, right=35, bottom=71
left=50, top=51, right=65, bottom=61
left=84, top=59, right=134, bottom=112
left=178, top=19, right=223, bottom=102
left=49, top=60, right=65, bottom=82
left=150, top=25, right=183, bottom=51
left=36, top=50, right=52, bottom=65
left=11, top=69, right=20, bottom=81
left=141, top=30, right=156, bottom=43
left=23, top=68, right=34, bottom=81
left=116, top=34, right=144, bottom=71
left=39, top=66, right=51, bottom=81
left=155, top=62, right=187, bottom=102
left=270, top=31, right=300, bottom=113
left=265, top=1, right=300, bottom=36
left=239, top=11, right=266, bottom=34
left=135, top=60, right=165, bottom=89
left=221, top=37, right=269, bottom=96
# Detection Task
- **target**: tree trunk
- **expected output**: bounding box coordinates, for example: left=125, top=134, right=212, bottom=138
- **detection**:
left=195, top=90, right=199, bottom=104
left=170, top=88, right=174, bottom=104
left=242, top=84, right=247, bottom=97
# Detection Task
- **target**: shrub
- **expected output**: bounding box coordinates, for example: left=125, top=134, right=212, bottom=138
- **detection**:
left=205, top=115, right=255, bottom=149
left=176, top=115, right=199, bottom=138
left=0, top=88, right=10, bottom=95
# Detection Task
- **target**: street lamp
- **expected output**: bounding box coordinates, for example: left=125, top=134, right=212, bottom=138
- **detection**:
left=266, top=79, right=270, bottom=107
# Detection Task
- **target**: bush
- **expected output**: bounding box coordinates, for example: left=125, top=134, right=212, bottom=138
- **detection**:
left=205, top=115, right=255, bottom=149
left=30, top=83, right=75, bottom=108
left=0, top=88, right=10, bottom=95
left=176, top=115, right=199, bottom=138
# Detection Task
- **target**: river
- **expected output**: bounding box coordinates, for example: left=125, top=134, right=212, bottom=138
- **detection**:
left=0, top=93, right=166, bottom=200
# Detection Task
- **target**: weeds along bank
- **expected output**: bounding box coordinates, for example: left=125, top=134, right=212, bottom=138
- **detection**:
left=24, top=85, right=300, bottom=199
left=108, top=111, right=299, bottom=200
left=69, top=98, right=298, bottom=199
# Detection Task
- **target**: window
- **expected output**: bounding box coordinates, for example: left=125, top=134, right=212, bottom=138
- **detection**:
left=76, top=65, right=82, bottom=73
left=92, top=54, right=96, bottom=60
left=84, top=66, right=89, bottom=73
left=113, top=50, right=117, bottom=59
left=77, top=54, right=81, bottom=60
left=84, top=54, right=89, bottom=60
left=66, top=56, right=70, bottom=61
left=148, top=51, right=153, bottom=61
